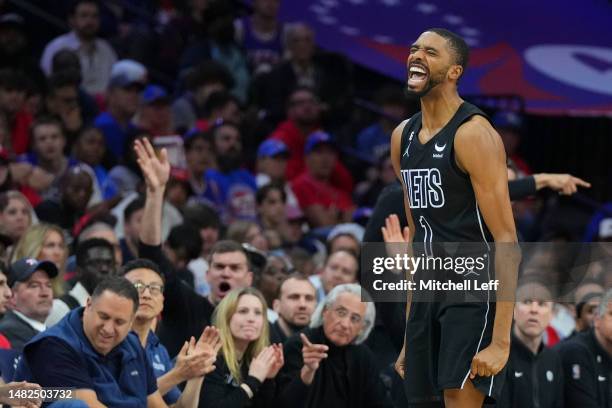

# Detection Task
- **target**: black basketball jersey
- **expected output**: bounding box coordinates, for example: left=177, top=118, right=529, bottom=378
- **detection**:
left=399, top=102, right=494, bottom=246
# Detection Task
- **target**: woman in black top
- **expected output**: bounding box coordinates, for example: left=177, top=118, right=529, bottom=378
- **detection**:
left=199, top=287, right=284, bottom=407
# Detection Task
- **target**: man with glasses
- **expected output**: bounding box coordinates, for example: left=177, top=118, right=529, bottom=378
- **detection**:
left=122, top=258, right=220, bottom=407
left=277, top=283, right=393, bottom=408
left=46, top=238, right=117, bottom=326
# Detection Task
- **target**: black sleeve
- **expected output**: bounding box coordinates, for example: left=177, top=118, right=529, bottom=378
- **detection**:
left=275, top=335, right=309, bottom=407
left=198, top=358, right=262, bottom=408
left=558, top=342, right=601, bottom=408
left=25, top=338, right=93, bottom=390
left=35, top=201, right=63, bottom=227
left=508, top=176, right=536, bottom=201
left=554, top=352, right=565, bottom=408
left=138, top=241, right=185, bottom=322
left=361, top=347, right=394, bottom=408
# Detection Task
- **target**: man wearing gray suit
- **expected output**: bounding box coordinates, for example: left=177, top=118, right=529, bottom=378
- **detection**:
left=0, top=258, right=57, bottom=350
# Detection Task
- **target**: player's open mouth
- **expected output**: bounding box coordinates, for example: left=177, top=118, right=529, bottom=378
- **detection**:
left=408, top=64, right=428, bottom=86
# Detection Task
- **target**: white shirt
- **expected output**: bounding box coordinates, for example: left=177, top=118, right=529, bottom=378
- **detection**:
left=40, top=31, right=118, bottom=95
left=45, top=282, right=90, bottom=327
left=13, top=310, right=46, bottom=333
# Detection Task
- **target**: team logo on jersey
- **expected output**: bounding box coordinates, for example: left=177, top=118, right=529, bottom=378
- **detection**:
left=403, top=131, right=415, bottom=157
left=433, top=142, right=446, bottom=159
left=572, top=364, right=580, bottom=379
left=514, top=371, right=523, bottom=378
left=401, top=168, right=445, bottom=208
left=546, top=371, right=554, bottom=382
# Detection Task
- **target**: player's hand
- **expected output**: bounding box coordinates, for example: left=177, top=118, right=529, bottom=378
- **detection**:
left=469, top=341, right=510, bottom=379
left=300, top=333, right=328, bottom=385
left=535, top=173, right=590, bottom=195
left=134, top=137, right=170, bottom=192
left=394, top=345, right=406, bottom=379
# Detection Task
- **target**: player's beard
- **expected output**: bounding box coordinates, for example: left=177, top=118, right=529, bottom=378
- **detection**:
left=404, top=69, right=446, bottom=100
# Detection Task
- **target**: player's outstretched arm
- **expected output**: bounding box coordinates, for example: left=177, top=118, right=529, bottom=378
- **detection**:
left=455, top=116, right=521, bottom=379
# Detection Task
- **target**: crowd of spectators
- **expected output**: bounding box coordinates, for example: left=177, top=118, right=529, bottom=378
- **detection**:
left=0, top=0, right=608, bottom=407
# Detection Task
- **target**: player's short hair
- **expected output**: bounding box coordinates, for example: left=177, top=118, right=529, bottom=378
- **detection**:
left=426, top=28, right=469, bottom=73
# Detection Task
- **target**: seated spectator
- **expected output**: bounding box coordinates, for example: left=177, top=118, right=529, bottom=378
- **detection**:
left=94, top=60, right=147, bottom=160
left=0, top=190, right=35, bottom=245
left=40, top=0, right=118, bottom=95
left=196, top=90, right=242, bottom=132
left=354, top=153, right=397, bottom=208
left=0, top=68, right=32, bottom=155
left=255, top=141, right=300, bottom=211
left=573, top=292, right=603, bottom=336
left=135, top=85, right=174, bottom=137
left=77, top=220, right=123, bottom=266
left=234, top=0, right=285, bottom=76
left=227, top=220, right=269, bottom=252
left=44, top=70, right=93, bottom=143
left=35, top=165, right=94, bottom=233
left=252, top=23, right=351, bottom=124
left=254, top=254, right=292, bottom=320
left=49, top=49, right=100, bottom=125
left=182, top=203, right=221, bottom=295
left=123, top=258, right=220, bottom=406
left=107, top=129, right=147, bottom=197
left=557, top=288, right=612, bottom=408
left=0, top=257, right=57, bottom=350
left=354, top=86, right=411, bottom=161
left=184, top=130, right=215, bottom=197
left=326, top=223, right=364, bottom=257
left=133, top=137, right=253, bottom=357
left=277, top=283, right=391, bottom=408
left=172, top=61, right=234, bottom=133
left=270, top=274, right=317, bottom=344
left=120, top=195, right=145, bottom=263
left=202, top=121, right=257, bottom=223
left=21, top=276, right=170, bottom=407
left=0, top=13, right=46, bottom=95
left=256, top=183, right=292, bottom=236
left=292, top=132, right=355, bottom=227
left=45, top=238, right=116, bottom=327
left=72, top=126, right=118, bottom=201
left=199, top=287, right=283, bottom=407
left=20, top=116, right=76, bottom=201
left=309, top=250, right=359, bottom=302
left=164, top=223, right=203, bottom=288
left=499, top=280, right=564, bottom=408
left=180, top=1, right=250, bottom=103
left=11, top=223, right=67, bottom=296
left=0, top=262, right=13, bottom=348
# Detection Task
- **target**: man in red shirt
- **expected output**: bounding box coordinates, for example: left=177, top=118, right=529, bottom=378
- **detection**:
left=291, top=131, right=354, bottom=228
left=269, top=86, right=352, bottom=193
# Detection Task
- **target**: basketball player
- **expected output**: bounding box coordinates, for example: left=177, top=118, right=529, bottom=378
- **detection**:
left=388, top=28, right=520, bottom=407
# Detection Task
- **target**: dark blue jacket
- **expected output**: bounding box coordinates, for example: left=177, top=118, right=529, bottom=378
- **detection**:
left=21, top=307, right=156, bottom=408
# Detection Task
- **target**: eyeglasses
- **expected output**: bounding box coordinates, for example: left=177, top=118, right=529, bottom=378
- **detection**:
left=332, top=306, right=363, bottom=325
left=133, top=282, right=164, bottom=296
